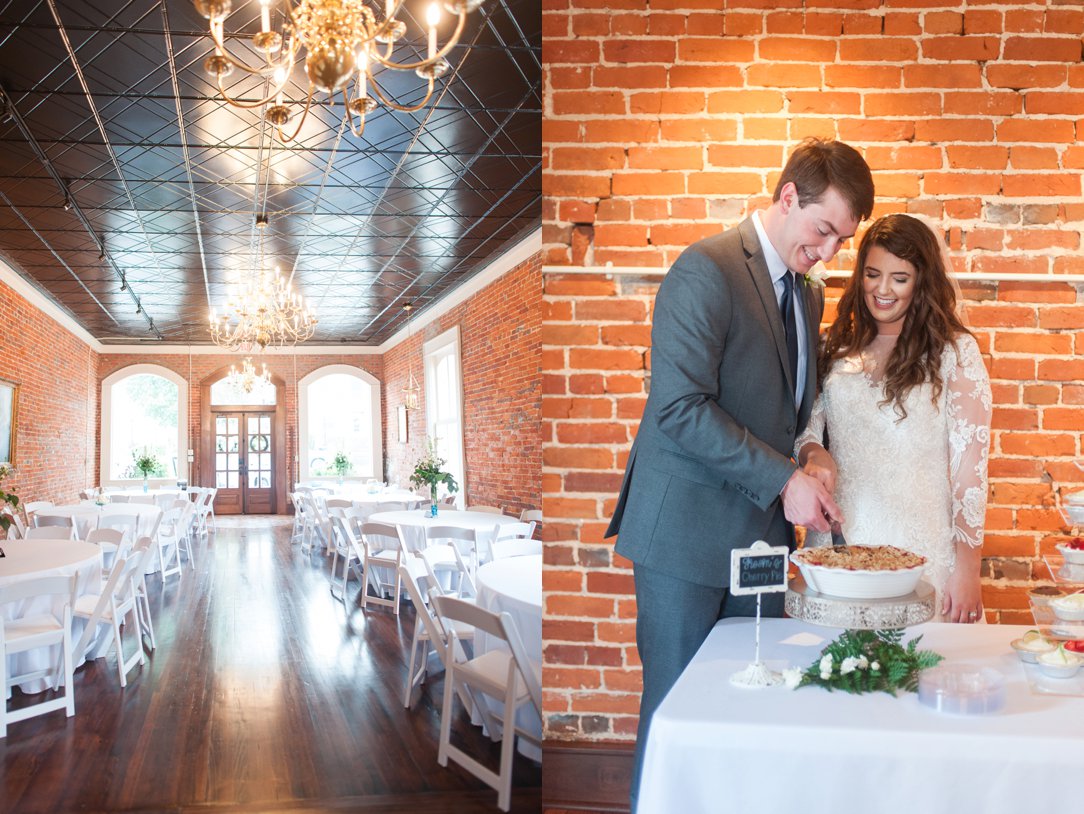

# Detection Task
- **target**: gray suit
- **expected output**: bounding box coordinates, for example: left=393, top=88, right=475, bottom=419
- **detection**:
left=606, top=217, right=823, bottom=809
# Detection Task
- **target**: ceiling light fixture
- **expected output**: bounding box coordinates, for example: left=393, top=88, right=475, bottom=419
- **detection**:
left=227, top=356, right=272, bottom=393
left=209, top=263, right=317, bottom=351
left=63, top=194, right=71, bottom=211
left=193, top=0, right=482, bottom=143
left=401, top=302, right=420, bottom=410
left=120, top=275, right=127, bottom=291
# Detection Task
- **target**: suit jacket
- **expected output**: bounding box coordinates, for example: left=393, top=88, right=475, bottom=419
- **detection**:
left=607, top=217, right=824, bottom=587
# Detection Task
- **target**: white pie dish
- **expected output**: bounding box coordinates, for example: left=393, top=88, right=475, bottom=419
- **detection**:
left=790, top=550, right=926, bottom=599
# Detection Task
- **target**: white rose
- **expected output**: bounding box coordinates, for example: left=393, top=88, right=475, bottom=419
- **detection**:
left=856, top=655, right=869, bottom=670
left=782, top=668, right=802, bottom=690
left=871, top=661, right=880, bottom=671
left=840, top=657, right=858, bottom=675
left=819, top=654, right=833, bottom=673
left=820, top=670, right=832, bottom=680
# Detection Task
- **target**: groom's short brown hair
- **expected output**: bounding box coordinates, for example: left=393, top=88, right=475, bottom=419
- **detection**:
left=773, top=138, right=874, bottom=223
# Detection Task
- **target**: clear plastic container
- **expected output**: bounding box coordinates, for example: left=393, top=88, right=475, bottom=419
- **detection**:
left=918, top=665, right=1006, bottom=715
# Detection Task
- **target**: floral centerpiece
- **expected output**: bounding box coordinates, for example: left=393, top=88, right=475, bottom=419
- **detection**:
left=133, top=449, right=162, bottom=492
left=333, top=452, right=351, bottom=484
left=0, top=463, right=20, bottom=533
left=792, top=628, right=944, bottom=695
left=410, top=438, right=458, bottom=514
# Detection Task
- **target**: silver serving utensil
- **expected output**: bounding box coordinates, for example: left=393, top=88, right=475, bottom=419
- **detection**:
left=830, top=522, right=847, bottom=548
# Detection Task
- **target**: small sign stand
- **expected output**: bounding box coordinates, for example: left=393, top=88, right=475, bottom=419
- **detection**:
left=729, top=540, right=789, bottom=689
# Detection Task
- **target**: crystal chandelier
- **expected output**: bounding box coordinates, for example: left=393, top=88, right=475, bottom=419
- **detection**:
left=402, top=302, right=420, bottom=410
left=209, top=262, right=318, bottom=351
left=193, top=0, right=484, bottom=143
left=228, top=356, right=273, bottom=393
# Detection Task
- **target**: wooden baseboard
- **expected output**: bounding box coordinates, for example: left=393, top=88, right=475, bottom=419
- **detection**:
left=542, top=741, right=634, bottom=813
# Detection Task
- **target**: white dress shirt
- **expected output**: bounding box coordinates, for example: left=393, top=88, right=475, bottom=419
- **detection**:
left=752, top=210, right=807, bottom=406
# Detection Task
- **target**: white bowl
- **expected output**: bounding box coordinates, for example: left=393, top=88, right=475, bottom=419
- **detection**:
left=1010, top=637, right=1057, bottom=663
left=1051, top=593, right=1084, bottom=622
left=1056, top=543, right=1084, bottom=566
left=1037, top=648, right=1083, bottom=678
left=790, top=551, right=926, bottom=599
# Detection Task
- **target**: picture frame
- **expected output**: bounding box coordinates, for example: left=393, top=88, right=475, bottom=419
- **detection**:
left=0, top=378, right=17, bottom=466
left=397, top=404, right=408, bottom=443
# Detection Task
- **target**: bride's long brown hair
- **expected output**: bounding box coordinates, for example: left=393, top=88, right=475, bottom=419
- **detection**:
left=819, top=213, right=972, bottom=418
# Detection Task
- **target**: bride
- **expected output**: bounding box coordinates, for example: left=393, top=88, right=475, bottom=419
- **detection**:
left=796, top=213, right=992, bottom=623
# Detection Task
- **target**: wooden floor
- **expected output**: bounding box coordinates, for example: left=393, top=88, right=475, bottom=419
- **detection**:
left=1, top=516, right=541, bottom=813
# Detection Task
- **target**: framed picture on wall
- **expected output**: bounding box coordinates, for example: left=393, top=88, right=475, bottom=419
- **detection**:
left=0, top=378, right=18, bottom=466
left=397, top=405, right=408, bottom=444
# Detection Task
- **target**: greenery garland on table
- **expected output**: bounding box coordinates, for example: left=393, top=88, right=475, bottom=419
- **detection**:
left=797, top=629, right=944, bottom=695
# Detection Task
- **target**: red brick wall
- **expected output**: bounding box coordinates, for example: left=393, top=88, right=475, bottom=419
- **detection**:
left=542, top=1, right=1084, bottom=745
left=384, top=254, right=543, bottom=516
left=0, top=278, right=98, bottom=513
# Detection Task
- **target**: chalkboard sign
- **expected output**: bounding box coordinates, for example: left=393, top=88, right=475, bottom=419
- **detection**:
left=730, top=540, right=789, bottom=596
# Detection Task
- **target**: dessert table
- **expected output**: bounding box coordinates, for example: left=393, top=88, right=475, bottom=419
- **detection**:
left=366, top=509, right=520, bottom=555
left=475, top=555, right=542, bottom=760
left=638, top=617, right=1084, bottom=814
left=0, top=539, right=102, bottom=693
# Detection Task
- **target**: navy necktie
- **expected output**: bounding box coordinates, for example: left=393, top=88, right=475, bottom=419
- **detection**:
left=780, top=271, right=799, bottom=397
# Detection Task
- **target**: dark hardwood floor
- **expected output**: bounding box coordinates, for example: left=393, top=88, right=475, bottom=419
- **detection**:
left=1, top=516, right=541, bottom=813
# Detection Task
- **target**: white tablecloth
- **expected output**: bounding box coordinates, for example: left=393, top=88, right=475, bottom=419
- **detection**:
left=1, top=539, right=102, bottom=693
left=37, top=503, right=161, bottom=540
left=367, top=509, right=519, bottom=555
left=638, top=618, right=1084, bottom=814
left=475, top=555, right=542, bottom=761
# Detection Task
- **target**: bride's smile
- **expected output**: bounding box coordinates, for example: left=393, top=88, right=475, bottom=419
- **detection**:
left=862, top=244, right=916, bottom=333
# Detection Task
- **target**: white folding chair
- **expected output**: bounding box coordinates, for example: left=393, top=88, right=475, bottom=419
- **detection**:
left=329, top=515, right=360, bottom=599
left=487, top=522, right=540, bottom=562
left=193, top=487, right=217, bottom=535
left=519, top=509, right=542, bottom=524
left=127, top=495, right=155, bottom=505
left=98, top=512, right=140, bottom=550
left=87, top=527, right=128, bottom=573
left=22, top=527, right=75, bottom=541
left=288, top=492, right=306, bottom=545
left=0, top=574, right=77, bottom=738
left=424, top=525, right=479, bottom=596
left=468, top=505, right=505, bottom=515
left=398, top=564, right=474, bottom=710
left=22, top=500, right=54, bottom=526
left=169, top=499, right=197, bottom=567
left=31, top=514, right=76, bottom=539
left=126, top=537, right=158, bottom=652
left=71, top=555, right=144, bottom=688
left=109, top=495, right=131, bottom=504
left=439, top=495, right=459, bottom=509
left=357, top=522, right=408, bottom=614
left=1, top=507, right=24, bottom=540
left=155, top=506, right=185, bottom=581
left=432, top=595, right=541, bottom=812
left=374, top=500, right=409, bottom=513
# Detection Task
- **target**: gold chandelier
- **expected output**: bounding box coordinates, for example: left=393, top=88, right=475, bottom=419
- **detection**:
left=228, top=356, right=273, bottom=393
left=209, top=262, right=317, bottom=351
left=193, top=0, right=484, bottom=143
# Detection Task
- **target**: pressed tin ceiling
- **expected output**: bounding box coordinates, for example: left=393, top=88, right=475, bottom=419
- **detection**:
left=0, top=0, right=541, bottom=345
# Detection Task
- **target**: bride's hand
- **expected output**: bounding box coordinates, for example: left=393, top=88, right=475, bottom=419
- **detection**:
left=942, top=566, right=983, bottom=623
left=800, top=444, right=838, bottom=494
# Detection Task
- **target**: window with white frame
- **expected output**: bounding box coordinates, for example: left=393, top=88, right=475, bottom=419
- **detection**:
left=298, top=365, right=382, bottom=481
left=101, top=364, right=188, bottom=483
left=424, top=326, right=465, bottom=505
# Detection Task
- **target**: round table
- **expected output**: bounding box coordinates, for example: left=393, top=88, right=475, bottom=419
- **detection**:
left=36, top=502, right=162, bottom=539
left=474, top=554, right=542, bottom=760
left=367, top=509, right=520, bottom=554
left=0, top=539, right=102, bottom=693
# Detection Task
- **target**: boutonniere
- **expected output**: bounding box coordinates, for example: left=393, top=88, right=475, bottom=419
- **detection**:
left=803, top=267, right=828, bottom=289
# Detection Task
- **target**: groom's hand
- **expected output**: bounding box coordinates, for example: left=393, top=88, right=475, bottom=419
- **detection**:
left=780, top=469, right=842, bottom=533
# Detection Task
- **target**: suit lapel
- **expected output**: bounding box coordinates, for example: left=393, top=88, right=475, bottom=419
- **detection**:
left=738, top=219, right=795, bottom=401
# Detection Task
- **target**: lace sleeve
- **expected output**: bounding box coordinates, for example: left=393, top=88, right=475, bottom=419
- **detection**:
left=794, top=392, right=826, bottom=461
left=945, top=335, right=992, bottom=549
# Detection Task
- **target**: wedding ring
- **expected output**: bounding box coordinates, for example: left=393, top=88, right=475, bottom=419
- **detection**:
left=968, top=611, right=978, bottom=618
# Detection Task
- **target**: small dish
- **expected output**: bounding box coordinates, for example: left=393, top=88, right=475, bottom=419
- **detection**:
left=1010, top=635, right=1057, bottom=663
left=1051, top=592, right=1084, bottom=622
left=1055, top=543, right=1084, bottom=566
left=1037, top=646, right=1084, bottom=678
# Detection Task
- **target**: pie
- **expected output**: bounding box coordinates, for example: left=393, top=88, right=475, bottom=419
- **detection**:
left=794, top=545, right=925, bottom=571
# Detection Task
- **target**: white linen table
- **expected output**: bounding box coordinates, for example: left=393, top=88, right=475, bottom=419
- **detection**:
left=0, top=539, right=102, bottom=693
left=638, top=618, right=1084, bottom=814
left=475, top=555, right=542, bottom=761
left=367, top=509, right=520, bottom=555
left=36, top=502, right=161, bottom=540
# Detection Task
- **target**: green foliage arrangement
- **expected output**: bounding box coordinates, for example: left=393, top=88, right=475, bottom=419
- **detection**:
left=333, top=452, right=351, bottom=477
left=797, top=629, right=944, bottom=695
left=409, top=438, right=459, bottom=497
left=132, top=449, right=164, bottom=478
left=0, top=463, right=19, bottom=532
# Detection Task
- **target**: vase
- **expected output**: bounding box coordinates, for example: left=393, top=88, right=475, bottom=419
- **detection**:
left=430, top=483, right=438, bottom=517
left=142, top=474, right=149, bottom=493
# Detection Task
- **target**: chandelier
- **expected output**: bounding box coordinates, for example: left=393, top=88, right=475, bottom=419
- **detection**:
left=193, top=0, right=484, bottom=143
left=209, top=262, right=318, bottom=351
left=402, top=302, right=420, bottom=410
left=228, top=356, right=273, bottom=393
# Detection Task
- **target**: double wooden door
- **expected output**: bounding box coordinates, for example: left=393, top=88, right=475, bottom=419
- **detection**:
left=212, top=412, right=274, bottom=514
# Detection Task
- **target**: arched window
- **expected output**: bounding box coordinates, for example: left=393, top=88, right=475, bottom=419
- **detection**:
left=298, top=365, right=382, bottom=482
left=101, top=364, right=188, bottom=484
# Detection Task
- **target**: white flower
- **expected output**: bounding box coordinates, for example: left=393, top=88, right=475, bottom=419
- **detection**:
left=804, top=267, right=828, bottom=289
left=820, top=670, right=832, bottom=680
left=856, top=655, right=869, bottom=670
left=782, top=668, right=803, bottom=689
left=819, top=654, right=833, bottom=674
left=840, top=656, right=859, bottom=675
left=871, top=661, right=880, bottom=671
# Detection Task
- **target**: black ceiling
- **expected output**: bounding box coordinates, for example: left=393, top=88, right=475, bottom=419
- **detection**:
left=0, top=0, right=540, bottom=345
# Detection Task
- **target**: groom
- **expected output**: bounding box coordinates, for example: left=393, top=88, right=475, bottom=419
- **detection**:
left=605, top=138, right=875, bottom=810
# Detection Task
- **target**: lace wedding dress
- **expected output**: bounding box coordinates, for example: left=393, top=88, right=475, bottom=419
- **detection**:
left=795, top=332, right=992, bottom=620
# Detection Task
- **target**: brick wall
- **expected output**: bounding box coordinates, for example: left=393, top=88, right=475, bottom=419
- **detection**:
left=0, top=278, right=97, bottom=512
left=542, top=0, right=1084, bottom=745
left=384, top=253, right=543, bottom=517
